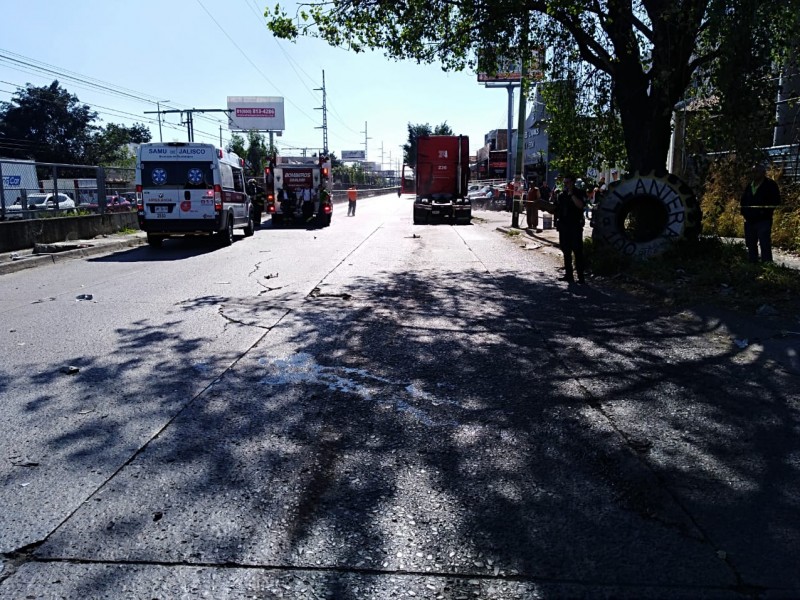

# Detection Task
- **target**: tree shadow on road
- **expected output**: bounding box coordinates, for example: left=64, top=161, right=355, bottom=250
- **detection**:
left=5, top=263, right=799, bottom=597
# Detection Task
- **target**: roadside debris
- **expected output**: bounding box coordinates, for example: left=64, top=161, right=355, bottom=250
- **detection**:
left=75, top=294, right=93, bottom=301
left=60, top=365, right=80, bottom=375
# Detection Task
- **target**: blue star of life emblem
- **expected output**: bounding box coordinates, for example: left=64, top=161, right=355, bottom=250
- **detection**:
left=187, top=168, right=204, bottom=185
left=152, top=168, right=167, bottom=185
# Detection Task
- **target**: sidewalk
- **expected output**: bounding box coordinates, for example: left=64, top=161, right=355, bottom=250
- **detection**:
left=0, top=231, right=147, bottom=275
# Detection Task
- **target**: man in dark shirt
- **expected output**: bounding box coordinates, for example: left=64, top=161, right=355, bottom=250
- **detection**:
left=740, top=163, right=781, bottom=262
left=556, top=174, right=587, bottom=284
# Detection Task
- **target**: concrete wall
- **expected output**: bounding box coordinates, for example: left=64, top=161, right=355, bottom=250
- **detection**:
left=0, top=212, right=139, bottom=252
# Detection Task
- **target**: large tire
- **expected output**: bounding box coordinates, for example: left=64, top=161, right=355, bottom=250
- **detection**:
left=147, top=233, right=163, bottom=248
left=218, top=215, right=234, bottom=247
left=243, top=212, right=255, bottom=237
left=592, top=171, right=701, bottom=259
left=272, top=213, right=284, bottom=227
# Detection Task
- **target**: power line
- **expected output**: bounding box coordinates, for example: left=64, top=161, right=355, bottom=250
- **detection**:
left=0, top=48, right=230, bottom=130
left=0, top=82, right=223, bottom=145
left=196, top=0, right=319, bottom=127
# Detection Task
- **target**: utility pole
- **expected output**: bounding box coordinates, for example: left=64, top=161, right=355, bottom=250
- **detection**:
left=361, top=121, right=371, bottom=162
left=511, top=20, right=530, bottom=230
left=314, top=70, right=329, bottom=155
left=146, top=100, right=170, bottom=142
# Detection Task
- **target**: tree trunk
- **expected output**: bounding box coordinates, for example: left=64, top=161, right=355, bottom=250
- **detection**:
left=615, top=85, right=674, bottom=173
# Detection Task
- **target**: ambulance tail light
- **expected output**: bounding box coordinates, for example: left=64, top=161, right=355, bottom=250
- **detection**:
left=214, top=184, right=223, bottom=210
left=323, top=203, right=332, bottom=214
left=135, top=185, right=143, bottom=208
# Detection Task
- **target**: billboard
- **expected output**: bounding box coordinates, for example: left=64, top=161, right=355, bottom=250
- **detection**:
left=477, top=50, right=544, bottom=83
left=227, top=96, right=285, bottom=131
left=341, top=150, right=366, bottom=161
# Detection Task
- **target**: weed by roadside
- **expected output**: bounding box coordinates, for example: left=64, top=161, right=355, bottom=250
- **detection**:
left=586, top=236, right=800, bottom=317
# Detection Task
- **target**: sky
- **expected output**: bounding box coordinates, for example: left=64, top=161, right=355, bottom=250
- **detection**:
left=0, top=0, right=518, bottom=172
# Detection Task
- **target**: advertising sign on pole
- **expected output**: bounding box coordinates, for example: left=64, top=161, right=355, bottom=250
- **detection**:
left=341, top=150, right=366, bottom=161
left=477, top=49, right=544, bottom=84
left=227, top=96, right=285, bottom=131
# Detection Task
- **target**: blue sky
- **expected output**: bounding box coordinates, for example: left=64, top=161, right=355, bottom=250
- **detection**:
left=0, top=0, right=516, bottom=170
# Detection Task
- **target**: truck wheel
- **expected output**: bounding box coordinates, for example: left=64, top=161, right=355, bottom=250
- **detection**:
left=147, top=234, right=163, bottom=248
left=218, top=216, right=234, bottom=247
left=272, top=213, right=283, bottom=227
left=592, top=171, right=701, bottom=259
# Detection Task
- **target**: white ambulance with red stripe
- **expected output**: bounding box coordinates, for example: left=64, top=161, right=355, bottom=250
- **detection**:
left=135, top=142, right=254, bottom=247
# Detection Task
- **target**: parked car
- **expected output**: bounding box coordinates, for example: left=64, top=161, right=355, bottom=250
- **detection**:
left=76, top=194, right=134, bottom=213
left=5, top=193, right=75, bottom=219
left=105, top=195, right=133, bottom=212
left=467, top=185, right=494, bottom=209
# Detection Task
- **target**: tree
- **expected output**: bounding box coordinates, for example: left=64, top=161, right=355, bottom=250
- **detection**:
left=267, top=1, right=796, bottom=174
left=402, top=122, right=453, bottom=168
left=88, top=123, right=152, bottom=166
left=0, top=81, right=152, bottom=166
left=228, top=130, right=274, bottom=177
left=0, top=81, right=97, bottom=164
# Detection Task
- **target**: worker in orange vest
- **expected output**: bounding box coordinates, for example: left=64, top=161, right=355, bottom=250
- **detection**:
left=347, top=185, right=358, bottom=216
left=505, top=181, right=514, bottom=211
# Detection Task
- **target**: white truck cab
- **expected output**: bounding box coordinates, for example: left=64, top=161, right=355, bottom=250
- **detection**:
left=135, top=142, right=254, bottom=247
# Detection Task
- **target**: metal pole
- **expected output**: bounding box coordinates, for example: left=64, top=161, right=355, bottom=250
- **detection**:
left=97, top=167, right=107, bottom=214
left=157, top=101, right=164, bottom=142
left=511, top=19, right=529, bottom=229
left=506, top=85, right=514, bottom=183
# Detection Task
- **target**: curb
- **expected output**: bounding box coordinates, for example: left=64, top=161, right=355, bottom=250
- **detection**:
left=0, top=236, right=147, bottom=276
left=495, top=225, right=561, bottom=248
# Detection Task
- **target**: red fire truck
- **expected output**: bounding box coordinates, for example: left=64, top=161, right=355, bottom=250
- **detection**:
left=412, top=135, right=471, bottom=225
left=264, top=155, right=333, bottom=227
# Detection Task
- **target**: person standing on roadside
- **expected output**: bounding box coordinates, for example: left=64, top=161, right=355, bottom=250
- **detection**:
left=555, top=174, right=587, bottom=284
left=525, top=178, right=541, bottom=232
left=740, top=163, right=781, bottom=263
left=347, top=184, right=358, bottom=216
left=539, top=179, right=551, bottom=204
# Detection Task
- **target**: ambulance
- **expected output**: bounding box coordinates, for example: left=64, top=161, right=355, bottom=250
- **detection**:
left=135, top=142, right=254, bottom=247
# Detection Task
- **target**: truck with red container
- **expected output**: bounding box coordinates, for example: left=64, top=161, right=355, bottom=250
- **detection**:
left=412, top=135, right=471, bottom=225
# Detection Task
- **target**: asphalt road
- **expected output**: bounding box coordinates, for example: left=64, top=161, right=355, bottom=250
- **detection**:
left=1, top=195, right=798, bottom=599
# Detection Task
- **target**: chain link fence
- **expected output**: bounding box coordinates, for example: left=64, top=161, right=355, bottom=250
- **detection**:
left=0, top=160, right=136, bottom=221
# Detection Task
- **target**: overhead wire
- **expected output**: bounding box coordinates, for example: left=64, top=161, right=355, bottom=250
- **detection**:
left=239, top=0, right=364, bottom=144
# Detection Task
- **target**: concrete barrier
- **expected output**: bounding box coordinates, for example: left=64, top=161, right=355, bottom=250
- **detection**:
left=0, top=212, right=139, bottom=253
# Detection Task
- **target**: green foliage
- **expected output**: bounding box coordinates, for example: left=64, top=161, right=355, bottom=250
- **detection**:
left=699, top=157, right=800, bottom=253
left=0, top=80, right=151, bottom=166
left=583, top=237, right=630, bottom=276
left=228, top=131, right=273, bottom=177
left=0, top=81, right=97, bottom=163
left=89, top=122, right=151, bottom=166
left=266, top=1, right=796, bottom=174
left=689, top=1, right=799, bottom=159
left=591, top=234, right=800, bottom=315
left=403, top=122, right=453, bottom=168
